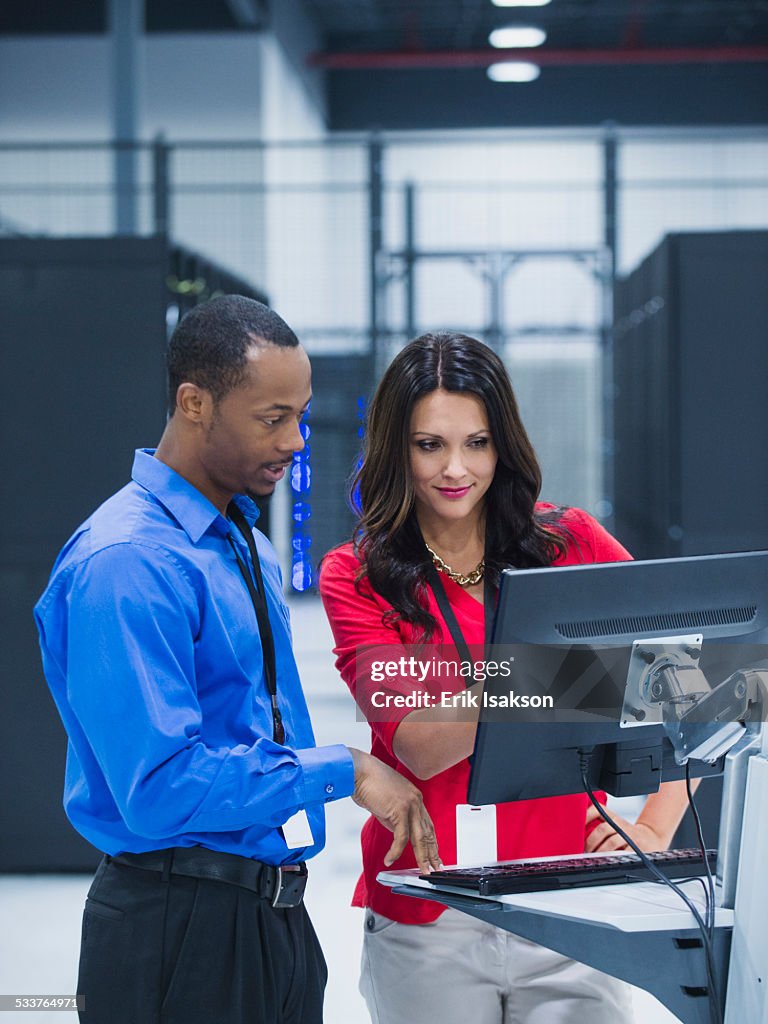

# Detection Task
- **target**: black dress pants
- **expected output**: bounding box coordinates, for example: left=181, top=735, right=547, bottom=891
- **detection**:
left=77, top=857, right=327, bottom=1024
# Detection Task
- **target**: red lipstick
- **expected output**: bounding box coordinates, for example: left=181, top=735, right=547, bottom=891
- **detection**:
left=436, top=486, right=472, bottom=499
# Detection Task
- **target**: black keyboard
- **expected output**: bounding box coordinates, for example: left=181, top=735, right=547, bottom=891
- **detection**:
left=421, top=848, right=717, bottom=896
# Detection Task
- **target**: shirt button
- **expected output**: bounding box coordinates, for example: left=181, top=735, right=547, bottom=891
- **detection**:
left=325, top=784, right=334, bottom=795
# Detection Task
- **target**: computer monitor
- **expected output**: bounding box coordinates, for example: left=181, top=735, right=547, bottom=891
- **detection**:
left=467, top=550, right=768, bottom=805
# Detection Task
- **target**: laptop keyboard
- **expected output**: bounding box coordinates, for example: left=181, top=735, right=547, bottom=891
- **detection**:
left=420, top=848, right=717, bottom=896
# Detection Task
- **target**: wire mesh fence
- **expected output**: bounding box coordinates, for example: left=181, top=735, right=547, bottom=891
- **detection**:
left=1, top=127, right=765, bottom=533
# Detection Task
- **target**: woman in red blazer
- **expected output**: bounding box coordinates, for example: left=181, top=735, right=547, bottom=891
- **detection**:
left=320, top=331, right=691, bottom=1024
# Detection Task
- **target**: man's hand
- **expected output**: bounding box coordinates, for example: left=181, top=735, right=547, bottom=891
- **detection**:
left=585, top=804, right=667, bottom=854
left=348, top=748, right=442, bottom=872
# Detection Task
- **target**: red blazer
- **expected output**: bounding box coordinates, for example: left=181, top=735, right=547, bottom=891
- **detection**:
left=319, top=505, right=632, bottom=924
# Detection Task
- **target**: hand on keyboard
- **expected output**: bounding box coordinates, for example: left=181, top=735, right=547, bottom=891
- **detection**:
left=584, top=805, right=666, bottom=854
left=585, top=778, right=699, bottom=853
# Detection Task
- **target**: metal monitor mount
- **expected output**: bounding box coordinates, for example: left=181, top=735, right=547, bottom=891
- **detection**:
left=620, top=634, right=768, bottom=908
left=621, top=633, right=766, bottom=764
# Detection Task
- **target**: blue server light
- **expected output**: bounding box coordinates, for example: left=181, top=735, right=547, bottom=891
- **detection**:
left=352, top=396, right=366, bottom=514
left=290, top=418, right=313, bottom=591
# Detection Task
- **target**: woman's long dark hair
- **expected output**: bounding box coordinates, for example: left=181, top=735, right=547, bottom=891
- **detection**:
left=351, top=332, right=570, bottom=640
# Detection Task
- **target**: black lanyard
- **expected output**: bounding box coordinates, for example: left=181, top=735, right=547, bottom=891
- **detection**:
left=426, top=564, right=494, bottom=689
left=226, top=502, right=285, bottom=745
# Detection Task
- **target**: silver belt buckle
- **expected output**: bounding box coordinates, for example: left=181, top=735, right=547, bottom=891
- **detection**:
left=271, top=863, right=307, bottom=908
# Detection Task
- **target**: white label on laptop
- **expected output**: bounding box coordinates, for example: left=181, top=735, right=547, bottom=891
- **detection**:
left=283, top=809, right=314, bottom=849
left=456, top=804, right=497, bottom=865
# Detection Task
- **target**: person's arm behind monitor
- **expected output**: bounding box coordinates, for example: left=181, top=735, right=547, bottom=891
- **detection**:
left=584, top=779, right=700, bottom=852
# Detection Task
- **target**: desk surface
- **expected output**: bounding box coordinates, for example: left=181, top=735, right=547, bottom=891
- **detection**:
left=379, top=869, right=734, bottom=933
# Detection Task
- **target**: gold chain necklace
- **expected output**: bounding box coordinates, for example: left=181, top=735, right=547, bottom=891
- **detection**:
left=425, top=543, right=485, bottom=587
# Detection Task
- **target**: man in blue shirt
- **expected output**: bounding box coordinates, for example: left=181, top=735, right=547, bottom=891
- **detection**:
left=35, top=295, right=440, bottom=1024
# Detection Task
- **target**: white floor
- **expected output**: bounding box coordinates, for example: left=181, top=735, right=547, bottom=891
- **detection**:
left=0, top=598, right=680, bottom=1023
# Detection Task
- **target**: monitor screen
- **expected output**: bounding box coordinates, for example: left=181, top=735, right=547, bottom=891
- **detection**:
left=467, top=550, right=768, bottom=805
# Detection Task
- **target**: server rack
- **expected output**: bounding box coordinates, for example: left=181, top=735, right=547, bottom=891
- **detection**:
left=613, top=230, right=768, bottom=560
left=0, top=236, right=267, bottom=870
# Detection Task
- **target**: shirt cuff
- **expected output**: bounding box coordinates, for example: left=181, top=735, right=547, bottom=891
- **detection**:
left=296, top=744, right=356, bottom=805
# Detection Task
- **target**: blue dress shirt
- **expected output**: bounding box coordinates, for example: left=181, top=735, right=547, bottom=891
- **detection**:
left=34, top=449, right=355, bottom=864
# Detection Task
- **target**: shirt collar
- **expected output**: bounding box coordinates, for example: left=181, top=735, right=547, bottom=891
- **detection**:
left=131, top=449, right=260, bottom=544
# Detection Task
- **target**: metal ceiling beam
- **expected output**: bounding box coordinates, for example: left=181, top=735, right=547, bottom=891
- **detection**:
left=110, top=0, right=142, bottom=235
left=310, top=45, right=768, bottom=69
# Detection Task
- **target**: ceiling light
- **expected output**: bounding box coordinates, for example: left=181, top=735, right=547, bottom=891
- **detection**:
left=489, top=26, right=546, bottom=48
left=491, top=0, right=552, bottom=7
left=487, top=61, right=541, bottom=82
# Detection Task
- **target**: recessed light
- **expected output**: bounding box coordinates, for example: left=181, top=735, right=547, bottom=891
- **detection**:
left=491, top=0, right=552, bottom=7
left=489, top=26, right=547, bottom=48
left=487, top=61, right=541, bottom=82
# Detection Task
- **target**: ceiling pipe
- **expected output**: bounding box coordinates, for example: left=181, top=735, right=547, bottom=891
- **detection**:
left=308, top=46, right=768, bottom=70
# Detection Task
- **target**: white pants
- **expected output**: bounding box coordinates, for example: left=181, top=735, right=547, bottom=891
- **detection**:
left=359, top=908, right=634, bottom=1024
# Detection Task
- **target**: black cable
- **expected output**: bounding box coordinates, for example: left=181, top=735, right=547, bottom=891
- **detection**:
left=628, top=873, right=708, bottom=901
left=686, top=761, right=716, bottom=940
left=585, top=781, right=720, bottom=1024
left=578, top=753, right=722, bottom=1024
left=677, top=875, right=712, bottom=906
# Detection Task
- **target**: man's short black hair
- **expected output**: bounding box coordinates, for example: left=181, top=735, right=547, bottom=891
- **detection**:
left=166, top=294, right=299, bottom=415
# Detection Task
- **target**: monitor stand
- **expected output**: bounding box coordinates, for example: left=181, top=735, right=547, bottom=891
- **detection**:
left=391, top=880, right=731, bottom=1024
left=390, top=723, right=768, bottom=1024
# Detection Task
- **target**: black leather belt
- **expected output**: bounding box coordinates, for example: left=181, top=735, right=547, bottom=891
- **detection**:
left=109, top=847, right=308, bottom=908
